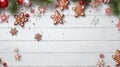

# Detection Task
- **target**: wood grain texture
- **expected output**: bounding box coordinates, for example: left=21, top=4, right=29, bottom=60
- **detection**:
left=0, top=2, right=119, bottom=67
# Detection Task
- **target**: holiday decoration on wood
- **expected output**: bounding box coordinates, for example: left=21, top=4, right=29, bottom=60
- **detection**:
left=96, top=53, right=105, bottom=67
left=51, top=10, right=64, bottom=25
left=34, top=33, right=42, bottom=41
left=23, top=0, right=31, bottom=7
left=0, top=12, right=9, bottom=23
left=0, top=58, right=7, bottom=67
left=14, top=12, right=29, bottom=27
left=56, top=0, right=69, bottom=11
left=89, top=0, right=100, bottom=8
left=105, top=7, right=111, bottom=16
left=72, top=2, right=85, bottom=17
left=14, top=53, right=22, bottom=61
left=112, top=50, right=120, bottom=66
left=38, top=7, right=47, bottom=15
left=10, top=28, right=18, bottom=36
left=96, top=59, right=104, bottom=67
left=14, top=48, right=22, bottom=61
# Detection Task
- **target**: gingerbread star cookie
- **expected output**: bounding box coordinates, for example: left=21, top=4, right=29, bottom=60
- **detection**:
left=14, top=12, right=28, bottom=27
left=56, top=0, right=69, bottom=11
left=72, top=2, right=85, bottom=17
left=10, top=28, right=18, bottom=36
left=51, top=10, right=64, bottom=25
left=34, top=33, right=42, bottom=41
left=112, top=50, right=120, bottom=66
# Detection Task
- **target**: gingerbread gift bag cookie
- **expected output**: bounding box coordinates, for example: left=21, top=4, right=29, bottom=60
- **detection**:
left=112, top=50, right=120, bottom=66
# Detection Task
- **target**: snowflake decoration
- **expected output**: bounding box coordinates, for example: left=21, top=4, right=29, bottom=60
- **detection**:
left=14, top=53, right=22, bottom=61
left=90, top=16, right=99, bottom=25
left=96, top=59, right=104, bottom=67
left=0, top=12, right=9, bottom=23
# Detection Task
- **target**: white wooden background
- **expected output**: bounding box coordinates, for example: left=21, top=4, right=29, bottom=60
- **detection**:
left=0, top=1, right=120, bottom=67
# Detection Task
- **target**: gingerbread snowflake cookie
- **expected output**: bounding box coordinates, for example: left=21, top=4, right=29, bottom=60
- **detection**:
left=72, top=2, right=85, bottom=17
left=96, top=59, right=104, bottom=67
left=112, top=50, right=120, bottom=66
left=56, top=0, right=69, bottom=11
left=51, top=10, right=64, bottom=25
left=10, top=28, right=18, bottom=36
left=14, top=12, right=29, bottom=27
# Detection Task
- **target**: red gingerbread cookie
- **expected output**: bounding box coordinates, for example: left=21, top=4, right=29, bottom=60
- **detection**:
left=112, top=50, right=120, bottom=66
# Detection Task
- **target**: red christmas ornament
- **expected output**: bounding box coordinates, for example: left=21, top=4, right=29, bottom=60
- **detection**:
left=99, top=53, right=104, bottom=59
left=2, top=62, right=7, bottom=67
left=79, top=0, right=86, bottom=5
left=25, top=13, right=29, bottom=17
left=0, top=0, right=8, bottom=8
left=17, top=0, right=23, bottom=5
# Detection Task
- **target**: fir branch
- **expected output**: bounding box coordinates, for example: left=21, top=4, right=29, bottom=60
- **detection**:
left=8, top=0, right=19, bottom=14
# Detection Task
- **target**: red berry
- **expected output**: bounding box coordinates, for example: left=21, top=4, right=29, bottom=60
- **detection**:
left=2, top=62, right=7, bottom=66
left=25, top=13, right=29, bottom=17
left=79, top=0, right=85, bottom=5
left=107, top=65, right=110, bottom=67
left=99, top=53, right=104, bottom=59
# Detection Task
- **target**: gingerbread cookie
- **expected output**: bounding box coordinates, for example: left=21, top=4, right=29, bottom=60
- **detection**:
left=89, top=0, right=100, bottom=8
left=34, top=33, right=42, bottom=41
left=56, top=0, right=69, bottom=11
left=72, top=2, right=85, bottom=17
left=51, top=10, right=64, bottom=25
left=96, top=59, right=104, bottom=67
left=38, top=7, right=47, bottom=15
left=14, top=53, right=22, bottom=61
left=112, top=50, right=120, bottom=66
left=10, top=28, right=18, bottom=36
left=14, top=12, right=28, bottom=27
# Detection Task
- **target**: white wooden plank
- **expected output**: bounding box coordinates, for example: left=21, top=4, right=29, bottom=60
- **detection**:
left=0, top=41, right=120, bottom=53
left=0, top=28, right=119, bottom=40
left=0, top=53, right=115, bottom=66
left=0, top=15, right=117, bottom=28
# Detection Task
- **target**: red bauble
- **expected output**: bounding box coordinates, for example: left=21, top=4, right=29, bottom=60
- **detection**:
left=79, top=0, right=86, bottom=5
left=25, top=13, right=29, bottom=17
left=0, top=0, right=8, bottom=8
left=2, top=62, right=7, bottom=66
left=17, top=0, right=23, bottom=5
